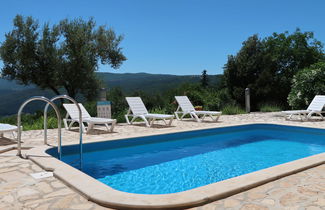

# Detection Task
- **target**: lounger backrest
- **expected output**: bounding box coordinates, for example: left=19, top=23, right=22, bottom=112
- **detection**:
left=125, top=97, right=149, bottom=115
left=307, top=95, right=325, bottom=111
left=175, top=96, right=196, bottom=112
left=63, top=103, right=91, bottom=119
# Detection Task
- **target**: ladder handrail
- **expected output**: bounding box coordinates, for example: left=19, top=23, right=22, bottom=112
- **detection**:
left=17, top=96, right=62, bottom=158
left=43, top=95, right=83, bottom=166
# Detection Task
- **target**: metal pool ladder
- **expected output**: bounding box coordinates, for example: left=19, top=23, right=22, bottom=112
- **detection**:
left=16, top=95, right=84, bottom=169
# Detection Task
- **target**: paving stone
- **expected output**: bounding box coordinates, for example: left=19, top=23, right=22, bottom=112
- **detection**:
left=1, top=194, right=14, bottom=203
left=35, top=182, right=53, bottom=194
left=261, top=198, right=275, bottom=206
left=297, top=186, right=319, bottom=196
left=223, top=199, right=240, bottom=208
left=313, top=198, right=325, bottom=206
left=50, top=180, right=66, bottom=188
left=69, top=203, right=94, bottom=209
left=43, top=188, right=74, bottom=198
left=17, top=187, right=40, bottom=201
left=50, top=194, right=76, bottom=209
left=305, top=206, right=322, bottom=210
left=240, top=203, right=269, bottom=210
left=280, top=192, right=307, bottom=207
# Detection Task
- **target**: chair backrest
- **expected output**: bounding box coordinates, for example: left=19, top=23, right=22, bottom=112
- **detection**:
left=175, top=96, right=196, bottom=112
left=125, top=97, right=149, bottom=115
left=63, top=103, right=91, bottom=119
left=307, top=95, right=325, bottom=111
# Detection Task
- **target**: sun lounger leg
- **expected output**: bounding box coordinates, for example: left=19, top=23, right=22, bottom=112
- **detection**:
left=125, top=115, right=131, bottom=124
left=139, top=116, right=150, bottom=127
left=110, top=121, right=116, bottom=132
left=68, top=121, right=75, bottom=130
left=181, top=112, right=188, bottom=120
left=63, top=119, right=69, bottom=130
left=130, top=116, right=137, bottom=124
left=168, top=118, right=173, bottom=126
left=149, top=118, right=156, bottom=127
left=174, top=112, right=180, bottom=120
left=192, top=113, right=201, bottom=122
left=86, top=123, right=94, bottom=134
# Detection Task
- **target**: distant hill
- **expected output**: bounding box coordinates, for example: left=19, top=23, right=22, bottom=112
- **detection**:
left=0, top=72, right=222, bottom=117
left=98, top=72, right=221, bottom=93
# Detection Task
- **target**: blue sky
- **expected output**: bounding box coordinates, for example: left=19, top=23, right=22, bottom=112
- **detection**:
left=1, top=0, right=325, bottom=75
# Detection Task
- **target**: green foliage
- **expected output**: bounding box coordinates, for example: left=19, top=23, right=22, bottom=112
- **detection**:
left=0, top=15, right=126, bottom=100
left=221, top=104, right=246, bottom=115
left=224, top=29, right=324, bottom=109
left=259, top=103, right=282, bottom=112
left=0, top=113, right=59, bottom=131
left=288, top=62, right=325, bottom=109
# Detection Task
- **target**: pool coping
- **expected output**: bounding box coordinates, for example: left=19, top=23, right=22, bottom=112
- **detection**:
left=25, top=123, right=325, bottom=209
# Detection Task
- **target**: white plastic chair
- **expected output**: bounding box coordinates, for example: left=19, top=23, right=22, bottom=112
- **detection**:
left=125, top=97, right=174, bottom=127
left=282, top=95, right=325, bottom=120
left=63, top=103, right=116, bottom=133
left=0, top=123, right=19, bottom=140
left=174, top=96, right=222, bottom=122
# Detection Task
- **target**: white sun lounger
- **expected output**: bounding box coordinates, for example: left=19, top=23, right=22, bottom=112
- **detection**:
left=174, top=96, right=222, bottom=122
left=63, top=103, right=116, bottom=133
left=282, top=95, right=325, bottom=120
left=0, top=123, right=19, bottom=140
left=125, top=97, right=174, bottom=127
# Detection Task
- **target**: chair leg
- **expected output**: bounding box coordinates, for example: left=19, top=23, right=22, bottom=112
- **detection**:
left=110, top=121, right=116, bottom=132
left=11, top=131, right=16, bottom=140
left=174, top=112, right=180, bottom=120
left=86, top=123, right=94, bottom=134
left=192, top=113, right=201, bottom=122
left=139, top=116, right=150, bottom=127
left=168, top=118, right=173, bottom=126
left=130, top=116, right=137, bottom=124
left=68, top=121, right=75, bottom=130
left=63, top=119, right=69, bottom=130
left=149, top=118, right=156, bottom=127
left=125, top=115, right=131, bottom=124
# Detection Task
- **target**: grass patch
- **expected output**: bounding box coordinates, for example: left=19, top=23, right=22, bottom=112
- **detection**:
left=259, top=104, right=282, bottom=112
left=221, top=105, right=246, bottom=115
left=0, top=113, right=59, bottom=131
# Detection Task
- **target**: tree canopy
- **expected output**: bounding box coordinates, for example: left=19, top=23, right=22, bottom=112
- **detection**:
left=288, top=62, right=325, bottom=109
left=0, top=15, right=126, bottom=100
left=223, top=29, right=324, bottom=109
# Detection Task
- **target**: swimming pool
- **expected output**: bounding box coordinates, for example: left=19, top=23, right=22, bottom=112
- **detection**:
left=46, top=124, right=325, bottom=194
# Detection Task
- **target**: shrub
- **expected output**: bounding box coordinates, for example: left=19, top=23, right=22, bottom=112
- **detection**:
left=288, top=62, right=325, bottom=109
left=0, top=113, right=59, bottom=131
left=221, top=104, right=246, bottom=115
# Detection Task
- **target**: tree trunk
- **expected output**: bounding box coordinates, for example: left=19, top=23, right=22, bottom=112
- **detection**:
left=49, top=86, right=64, bottom=105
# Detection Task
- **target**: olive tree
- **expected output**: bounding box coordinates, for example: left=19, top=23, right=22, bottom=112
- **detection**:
left=0, top=15, right=126, bottom=100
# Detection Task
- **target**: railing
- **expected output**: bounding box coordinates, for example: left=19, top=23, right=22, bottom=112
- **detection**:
left=17, top=96, right=62, bottom=157
left=43, top=95, right=83, bottom=167
left=17, top=95, right=84, bottom=169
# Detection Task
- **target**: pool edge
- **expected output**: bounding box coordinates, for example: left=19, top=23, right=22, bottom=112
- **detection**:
left=25, top=124, right=325, bottom=209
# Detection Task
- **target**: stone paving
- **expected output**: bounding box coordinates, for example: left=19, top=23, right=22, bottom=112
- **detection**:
left=0, top=112, right=324, bottom=209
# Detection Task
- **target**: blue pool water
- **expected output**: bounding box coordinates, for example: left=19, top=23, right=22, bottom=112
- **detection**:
left=47, top=124, right=325, bottom=194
